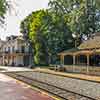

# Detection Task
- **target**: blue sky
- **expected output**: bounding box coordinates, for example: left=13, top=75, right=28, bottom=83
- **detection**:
left=0, top=0, right=49, bottom=40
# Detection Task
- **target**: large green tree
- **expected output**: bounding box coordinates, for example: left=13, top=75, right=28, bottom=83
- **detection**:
left=21, top=10, right=49, bottom=65
left=29, top=10, right=49, bottom=65
left=20, top=9, right=73, bottom=65
left=44, top=11, right=74, bottom=63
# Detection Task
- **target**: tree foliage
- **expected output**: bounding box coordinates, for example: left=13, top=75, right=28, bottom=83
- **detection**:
left=0, top=0, right=8, bottom=24
left=21, top=10, right=49, bottom=65
left=49, top=0, right=100, bottom=38
left=20, top=9, right=74, bottom=65
left=20, top=0, right=100, bottom=65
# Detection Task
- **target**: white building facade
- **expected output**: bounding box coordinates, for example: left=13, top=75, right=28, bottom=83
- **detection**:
left=0, top=35, right=33, bottom=67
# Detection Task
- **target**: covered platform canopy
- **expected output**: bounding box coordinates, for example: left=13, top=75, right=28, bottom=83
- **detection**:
left=58, top=33, right=100, bottom=66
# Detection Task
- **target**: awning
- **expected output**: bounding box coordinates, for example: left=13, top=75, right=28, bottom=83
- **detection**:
left=58, top=48, right=100, bottom=56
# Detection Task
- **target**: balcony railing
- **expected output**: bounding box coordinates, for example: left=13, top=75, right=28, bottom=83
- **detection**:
left=4, top=51, right=10, bottom=53
left=14, top=50, right=26, bottom=53
left=3, top=50, right=30, bottom=54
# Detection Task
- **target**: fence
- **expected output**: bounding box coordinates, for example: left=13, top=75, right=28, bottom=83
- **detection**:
left=63, top=65, right=100, bottom=76
left=50, top=64, right=100, bottom=76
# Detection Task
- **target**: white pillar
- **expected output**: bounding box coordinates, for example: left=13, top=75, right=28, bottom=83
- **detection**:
left=86, top=54, right=89, bottom=73
left=62, top=55, right=64, bottom=65
left=3, top=56, right=5, bottom=65
left=73, top=55, right=76, bottom=72
left=73, top=55, right=76, bottom=65
left=60, top=55, right=64, bottom=65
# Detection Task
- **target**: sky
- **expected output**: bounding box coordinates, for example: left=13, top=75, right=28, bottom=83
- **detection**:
left=0, top=0, right=49, bottom=40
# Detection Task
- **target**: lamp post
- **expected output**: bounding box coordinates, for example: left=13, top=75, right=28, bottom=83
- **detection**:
left=72, top=33, right=80, bottom=72
left=72, top=33, right=78, bottom=48
left=72, top=33, right=77, bottom=72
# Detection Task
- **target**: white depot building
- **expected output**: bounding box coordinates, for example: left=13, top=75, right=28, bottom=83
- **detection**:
left=0, top=35, right=33, bottom=67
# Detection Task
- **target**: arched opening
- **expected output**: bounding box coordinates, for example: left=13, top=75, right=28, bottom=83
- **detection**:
left=64, top=55, right=73, bottom=65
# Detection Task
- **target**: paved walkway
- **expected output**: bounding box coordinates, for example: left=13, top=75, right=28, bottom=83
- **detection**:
left=0, top=73, right=55, bottom=100
left=0, top=66, right=32, bottom=72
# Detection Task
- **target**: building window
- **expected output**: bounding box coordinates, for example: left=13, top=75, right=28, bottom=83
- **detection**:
left=8, top=47, right=10, bottom=53
left=12, top=46, right=15, bottom=52
left=21, top=46, right=25, bottom=53
left=5, top=47, right=6, bottom=52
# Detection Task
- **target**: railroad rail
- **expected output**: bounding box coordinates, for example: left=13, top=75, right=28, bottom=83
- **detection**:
left=5, top=72, right=97, bottom=100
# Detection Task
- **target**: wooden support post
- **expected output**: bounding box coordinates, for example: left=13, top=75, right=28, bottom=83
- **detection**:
left=73, top=55, right=76, bottom=65
left=86, top=54, right=90, bottom=73
left=73, top=55, right=76, bottom=72
left=62, top=55, right=64, bottom=65
left=76, top=55, right=78, bottom=65
left=60, top=55, right=64, bottom=65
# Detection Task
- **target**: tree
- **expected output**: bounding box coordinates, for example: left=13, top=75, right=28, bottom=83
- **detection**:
left=20, top=9, right=73, bottom=65
left=49, top=0, right=100, bottom=39
left=21, top=10, right=49, bottom=65
left=0, top=0, right=8, bottom=25
left=0, top=0, right=16, bottom=25
left=44, top=11, right=74, bottom=63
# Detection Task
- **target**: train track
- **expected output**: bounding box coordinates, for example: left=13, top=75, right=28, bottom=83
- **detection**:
left=5, top=72, right=96, bottom=100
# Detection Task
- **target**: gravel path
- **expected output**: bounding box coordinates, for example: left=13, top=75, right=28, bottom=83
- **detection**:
left=8, top=71, right=100, bottom=99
